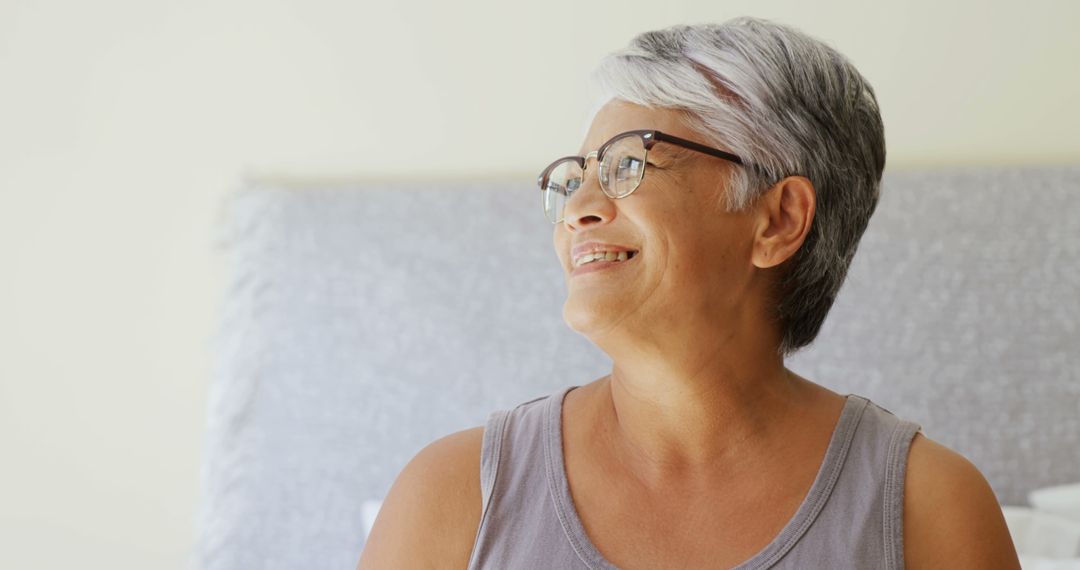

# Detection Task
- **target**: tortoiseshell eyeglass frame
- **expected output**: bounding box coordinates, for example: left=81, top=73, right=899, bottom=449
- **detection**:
left=536, top=129, right=766, bottom=224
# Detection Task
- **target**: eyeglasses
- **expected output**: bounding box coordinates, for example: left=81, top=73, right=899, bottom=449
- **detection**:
left=536, top=129, right=755, bottom=224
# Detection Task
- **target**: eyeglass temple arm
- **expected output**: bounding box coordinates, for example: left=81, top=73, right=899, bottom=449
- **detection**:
left=650, top=131, right=768, bottom=175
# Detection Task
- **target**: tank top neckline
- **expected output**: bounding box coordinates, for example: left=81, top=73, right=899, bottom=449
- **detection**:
left=543, top=384, right=868, bottom=570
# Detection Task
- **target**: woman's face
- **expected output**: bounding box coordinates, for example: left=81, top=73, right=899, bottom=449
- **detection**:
left=553, top=99, right=762, bottom=345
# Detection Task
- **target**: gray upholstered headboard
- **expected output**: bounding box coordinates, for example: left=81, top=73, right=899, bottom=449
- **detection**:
left=195, top=165, right=1080, bottom=570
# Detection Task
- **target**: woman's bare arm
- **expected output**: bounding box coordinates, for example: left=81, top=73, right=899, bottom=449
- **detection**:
left=904, top=432, right=1022, bottom=569
left=356, top=427, right=484, bottom=570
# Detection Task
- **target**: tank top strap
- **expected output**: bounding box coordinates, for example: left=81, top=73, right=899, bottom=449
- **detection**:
left=468, top=390, right=562, bottom=569
left=477, top=409, right=510, bottom=521
left=469, top=407, right=512, bottom=570
left=884, top=416, right=923, bottom=570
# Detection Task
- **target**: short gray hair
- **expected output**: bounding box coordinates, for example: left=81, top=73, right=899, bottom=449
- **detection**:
left=584, top=16, right=887, bottom=358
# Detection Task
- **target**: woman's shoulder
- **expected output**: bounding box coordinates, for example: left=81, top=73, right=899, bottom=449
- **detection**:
left=902, top=431, right=1022, bottom=568
left=357, top=425, right=485, bottom=569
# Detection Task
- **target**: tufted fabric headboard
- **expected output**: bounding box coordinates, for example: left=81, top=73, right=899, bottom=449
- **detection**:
left=195, top=165, right=1080, bottom=570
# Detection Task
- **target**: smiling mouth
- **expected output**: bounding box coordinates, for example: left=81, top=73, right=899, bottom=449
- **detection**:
left=571, top=251, right=639, bottom=275
left=573, top=250, right=638, bottom=268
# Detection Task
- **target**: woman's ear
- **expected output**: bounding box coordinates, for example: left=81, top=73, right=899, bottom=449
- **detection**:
left=751, top=176, right=816, bottom=269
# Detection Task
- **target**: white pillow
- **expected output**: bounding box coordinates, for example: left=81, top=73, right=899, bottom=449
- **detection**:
left=1003, top=506, right=1080, bottom=559
left=1032, top=482, right=1080, bottom=524
left=1016, top=555, right=1080, bottom=570
left=362, top=499, right=384, bottom=540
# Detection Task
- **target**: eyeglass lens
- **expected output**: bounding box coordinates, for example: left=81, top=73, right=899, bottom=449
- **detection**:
left=541, top=133, right=647, bottom=224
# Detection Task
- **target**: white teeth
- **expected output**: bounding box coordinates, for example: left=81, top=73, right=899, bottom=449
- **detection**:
left=575, top=250, right=634, bottom=267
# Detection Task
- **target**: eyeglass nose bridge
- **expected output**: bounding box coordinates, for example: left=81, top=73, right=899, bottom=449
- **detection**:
left=578, top=149, right=613, bottom=197
left=580, top=149, right=603, bottom=178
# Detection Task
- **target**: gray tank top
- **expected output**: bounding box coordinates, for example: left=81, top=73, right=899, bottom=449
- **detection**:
left=467, top=384, right=923, bottom=569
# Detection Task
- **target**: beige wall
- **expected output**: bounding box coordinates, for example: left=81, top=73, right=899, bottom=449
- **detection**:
left=1, top=0, right=1076, bottom=568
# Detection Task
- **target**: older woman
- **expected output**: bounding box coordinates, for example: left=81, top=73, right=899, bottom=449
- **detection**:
left=359, top=17, right=1020, bottom=570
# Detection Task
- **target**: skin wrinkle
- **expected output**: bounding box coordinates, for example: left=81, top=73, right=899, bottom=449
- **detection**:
left=648, top=142, right=693, bottom=164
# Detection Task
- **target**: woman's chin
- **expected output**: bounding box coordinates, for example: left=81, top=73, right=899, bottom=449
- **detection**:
left=562, top=301, right=623, bottom=333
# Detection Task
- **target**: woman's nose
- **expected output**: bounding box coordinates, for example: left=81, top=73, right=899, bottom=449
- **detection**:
left=561, top=175, right=613, bottom=228
left=562, top=162, right=615, bottom=228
